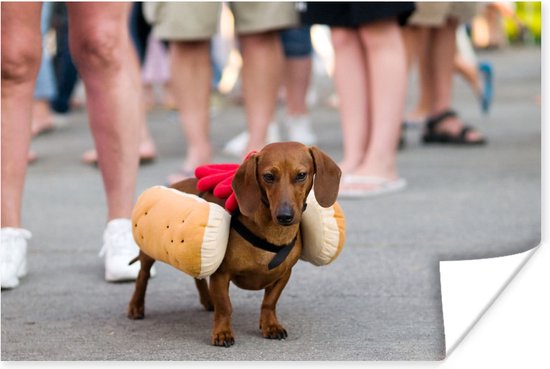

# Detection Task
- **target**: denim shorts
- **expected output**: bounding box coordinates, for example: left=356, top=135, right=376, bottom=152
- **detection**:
left=34, top=2, right=56, bottom=100
left=280, top=26, right=312, bottom=58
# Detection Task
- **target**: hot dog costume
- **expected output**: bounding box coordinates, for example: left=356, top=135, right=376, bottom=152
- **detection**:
left=131, top=162, right=346, bottom=279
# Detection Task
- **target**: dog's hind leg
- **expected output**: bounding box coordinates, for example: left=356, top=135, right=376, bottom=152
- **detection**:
left=128, top=251, right=155, bottom=319
left=195, top=278, right=214, bottom=311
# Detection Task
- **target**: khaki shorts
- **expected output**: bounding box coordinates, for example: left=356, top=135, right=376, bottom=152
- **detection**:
left=144, top=2, right=299, bottom=41
left=408, top=2, right=481, bottom=26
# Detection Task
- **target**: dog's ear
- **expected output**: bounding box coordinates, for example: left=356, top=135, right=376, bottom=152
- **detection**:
left=232, top=153, right=262, bottom=217
left=309, top=146, right=341, bottom=207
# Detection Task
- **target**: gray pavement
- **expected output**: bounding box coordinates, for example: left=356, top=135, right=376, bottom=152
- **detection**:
left=1, top=45, right=540, bottom=361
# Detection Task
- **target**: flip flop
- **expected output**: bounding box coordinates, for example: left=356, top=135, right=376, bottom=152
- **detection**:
left=338, top=175, right=407, bottom=199
left=478, top=61, right=493, bottom=114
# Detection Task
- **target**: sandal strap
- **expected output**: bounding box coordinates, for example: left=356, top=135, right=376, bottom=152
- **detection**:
left=459, top=125, right=486, bottom=144
left=459, top=126, right=473, bottom=140
left=426, top=109, right=457, bottom=131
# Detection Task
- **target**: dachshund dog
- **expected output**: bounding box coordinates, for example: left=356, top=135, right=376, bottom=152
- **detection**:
left=128, top=142, right=341, bottom=347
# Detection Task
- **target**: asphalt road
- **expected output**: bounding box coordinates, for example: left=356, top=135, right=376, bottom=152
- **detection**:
left=1, top=45, right=540, bottom=361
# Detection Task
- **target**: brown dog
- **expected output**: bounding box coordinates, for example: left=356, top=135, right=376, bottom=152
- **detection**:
left=128, top=142, right=341, bottom=347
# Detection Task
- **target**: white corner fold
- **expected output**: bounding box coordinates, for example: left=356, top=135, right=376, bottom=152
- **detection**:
left=440, top=246, right=539, bottom=356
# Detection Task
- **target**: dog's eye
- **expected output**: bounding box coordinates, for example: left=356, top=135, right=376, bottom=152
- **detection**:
left=263, top=173, right=275, bottom=183
left=295, top=172, right=307, bottom=182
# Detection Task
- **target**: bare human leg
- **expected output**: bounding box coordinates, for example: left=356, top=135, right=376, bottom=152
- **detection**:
left=404, top=25, right=432, bottom=124
left=1, top=2, right=42, bottom=228
left=282, top=55, right=317, bottom=145
left=68, top=2, right=141, bottom=221
left=167, top=40, right=212, bottom=183
left=283, top=57, right=311, bottom=117
left=330, top=27, right=369, bottom=175
left=1, top=2, right=42, bottom=288
left=428, top=18, right=484, bottom=143
left=239, top=31, right=283, bottom=154
left=352, top=19, right=407, bottom=181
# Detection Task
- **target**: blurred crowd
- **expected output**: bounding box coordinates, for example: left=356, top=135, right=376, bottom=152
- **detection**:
left=1, top=2, right=541, bottom=289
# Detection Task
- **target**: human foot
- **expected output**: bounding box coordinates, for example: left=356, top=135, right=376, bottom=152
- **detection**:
left=223, top=122, right=280, bottom=158
left=337, top=157, right=366, bottom=177
left=423, top=110, right=486, bottom=145
left=166, top=146, right=212, bottom=185
left=31, top=100, right=55, bottom=136
left=81, top=140, right=157, bottom=166
left=166, top=167, right=196, bottom=185
left=28, top=149, right=38, bottom=164
left=1, top=227, right=31, bottom=289
left=404, top=108, right=429, bottom=127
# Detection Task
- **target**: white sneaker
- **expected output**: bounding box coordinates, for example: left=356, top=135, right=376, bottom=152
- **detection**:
left=99, top=218, right=155, bottom=282
left=1, top=227, right=31, bottom=289
left=222, top=122, right=281, bottom=157
left=283, top=114, right=317, bottom=145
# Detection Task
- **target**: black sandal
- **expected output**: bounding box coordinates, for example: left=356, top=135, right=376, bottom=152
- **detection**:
left=422, top=110, right=486, bottom=145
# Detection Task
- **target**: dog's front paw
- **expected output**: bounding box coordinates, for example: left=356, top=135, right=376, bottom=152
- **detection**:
left=212, top=329, right=235, bottom=347
left=260, top=322, right=288, bottom=340
left=128, top=303, right=145, bottom=320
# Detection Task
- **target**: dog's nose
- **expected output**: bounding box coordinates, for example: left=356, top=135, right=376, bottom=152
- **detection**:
left=276, top=205, right=294, bottom=225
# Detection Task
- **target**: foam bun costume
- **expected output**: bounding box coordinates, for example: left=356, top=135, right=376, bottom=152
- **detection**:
left=300, top=192, right=346, bottom=266
left=131, top=186, right=230, bottom=279
left=131, top=163, right=346, bottom=279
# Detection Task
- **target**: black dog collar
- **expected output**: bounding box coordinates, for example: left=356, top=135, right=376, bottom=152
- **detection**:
left=230, top=216, right=297, bottom=270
